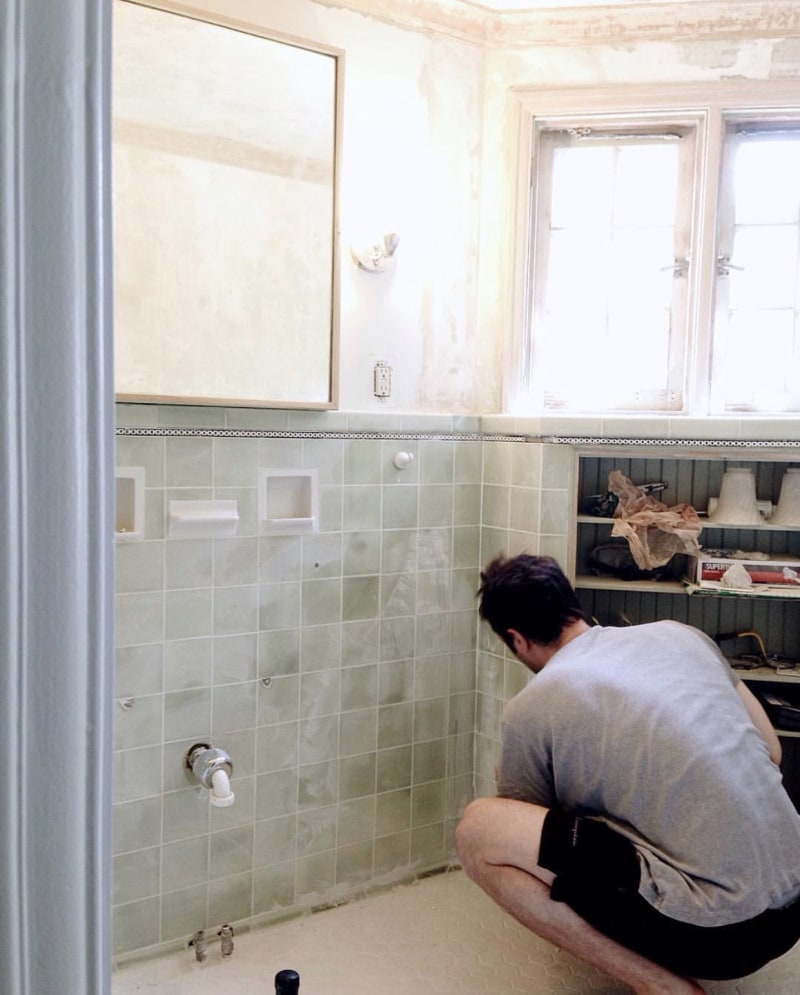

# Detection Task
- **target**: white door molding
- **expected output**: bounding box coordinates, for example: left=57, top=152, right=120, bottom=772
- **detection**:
left=0, top=1, right=114, bottom=991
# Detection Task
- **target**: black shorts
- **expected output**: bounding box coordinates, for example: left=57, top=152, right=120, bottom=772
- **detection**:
left=539, top=810, right=800, bottom=980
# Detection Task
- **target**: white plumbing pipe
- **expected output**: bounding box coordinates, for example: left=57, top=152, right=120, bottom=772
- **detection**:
left=210, top=767, right=235, bottom=807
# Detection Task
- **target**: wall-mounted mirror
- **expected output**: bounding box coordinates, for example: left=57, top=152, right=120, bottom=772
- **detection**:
left=113, top=0, right=342, bottom=408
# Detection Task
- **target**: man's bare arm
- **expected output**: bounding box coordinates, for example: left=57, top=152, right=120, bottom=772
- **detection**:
left=737, top=682, right=782, bottom=766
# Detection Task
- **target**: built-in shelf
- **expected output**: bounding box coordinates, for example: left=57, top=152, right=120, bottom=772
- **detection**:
left=576, top=514, right=800, bottom=532
left=573, top=447, right=800, bottom=802
left=683, top=581, right=800, bottom=600
left=575, top=575, right=686, bottom=594
left=733, top=665, right=800, bottom=684
left=575, top=574, right=800, bottom=600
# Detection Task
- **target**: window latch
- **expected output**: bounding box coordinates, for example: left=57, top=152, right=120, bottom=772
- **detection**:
left=660, top=255, right=690, bottom=278
left=716, top=254, right=745, bottom=276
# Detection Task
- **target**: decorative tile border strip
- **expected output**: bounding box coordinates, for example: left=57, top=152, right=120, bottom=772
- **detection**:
left=116, top=426, right=531, bottom=443
left=116, top=427, right=800, bottom=448
left=544, top=436, right=800, bottom=449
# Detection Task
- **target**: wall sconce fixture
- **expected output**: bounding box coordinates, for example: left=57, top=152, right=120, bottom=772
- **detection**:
left=351, top=232, right=400, bottom=273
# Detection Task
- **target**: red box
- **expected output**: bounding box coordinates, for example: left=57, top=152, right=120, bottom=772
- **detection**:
left=691, top=554, right=800, bottom=587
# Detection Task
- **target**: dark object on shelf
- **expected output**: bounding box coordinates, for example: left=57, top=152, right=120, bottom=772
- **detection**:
left=754, top=691, right=800, bottom=732
left=276, top=969, right=300, bottom=994
left=581, top=481, right=667, bottom=518
left=581, top=491, right=620, bottom=517
left=589, top=541, right=679, bottom=582
left=766, top=654, right=800, bottom=672
left=714, top=630, right=768, bottom=665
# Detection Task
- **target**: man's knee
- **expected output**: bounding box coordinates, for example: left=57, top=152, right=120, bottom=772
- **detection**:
left=455, top=797, right=499, bottom=877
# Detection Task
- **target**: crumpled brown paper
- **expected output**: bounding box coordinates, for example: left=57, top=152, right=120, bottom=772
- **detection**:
left=607, top=470, right=703, bottom=570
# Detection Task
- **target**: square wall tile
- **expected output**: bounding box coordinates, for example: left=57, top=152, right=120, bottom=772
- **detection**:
left=342, top=575, right=380, bottom=621
left=160, top=884, right=208, bottom=943
left=255, top=768, right=298, bottom=821
left=212, top=681, right=258, bottom=735
left=164, top=687, right=211, bottom=742
left=213, top=633, right=257, bottom=684
left=165, top=437, right=212, bottom=487
left=165, top=589, right=212, bottom=640
left=419, top=441, right=455, bottom=484
left=116, top=541, right=164, bottom=594
left=165, top=637, right=213, bottom=691
left=161, top=835, right=209, bottom=893
left=258, top=629, right=300, bottom=678
left=300, top=623, right=342, bottom=672
left=342, top=531, right=381, bottom=576
left=113, top=898, right=160, bottom=956
left=115, top=643, right=163, bottom=698
left=344, top=439, right=383, bottom=484
left=208, top=871, right=254, bottom=926
left=214, top=537, right=259, bottom=586
left=256, top=721, right=298, bottom=774
left=254, top=814, right=297, bottom=868
left=301, top=578, right=342, bottom=625
left=340, top=708, right=378, bottom=757
left=165, top=540, right=213, bottom=590
left=113, top=847, right=160, bottom=905
left=209, top=826, right=253, bottom=879
left=114, top=745, right=162, bottom=804
left=213, top=585, right=259, bottom=636
left=115, top=592, right=164, bottom=648
left=382, top=486, right=418, bottom=529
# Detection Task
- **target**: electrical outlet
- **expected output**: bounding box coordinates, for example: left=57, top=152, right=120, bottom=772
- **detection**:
left=373, top=360, right=392, bottom=398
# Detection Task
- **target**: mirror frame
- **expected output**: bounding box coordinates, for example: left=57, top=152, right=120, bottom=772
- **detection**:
left=113, top=0, right=343, bottom=409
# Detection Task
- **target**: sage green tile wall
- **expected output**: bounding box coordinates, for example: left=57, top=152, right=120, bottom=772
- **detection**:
left=113, top=424, right=482, bottom=958
left=475, top=441, right=574, bottom=798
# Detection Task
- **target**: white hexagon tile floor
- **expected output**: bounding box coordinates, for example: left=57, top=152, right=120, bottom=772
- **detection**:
left=113, top=868, right=800, bottom=995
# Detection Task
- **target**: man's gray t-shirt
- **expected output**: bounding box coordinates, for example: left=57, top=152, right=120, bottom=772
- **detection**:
left=497, top=620, right=800, bottom=926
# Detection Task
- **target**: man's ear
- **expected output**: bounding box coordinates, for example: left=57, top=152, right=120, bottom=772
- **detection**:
left=506, top=628, right=526, bottom=656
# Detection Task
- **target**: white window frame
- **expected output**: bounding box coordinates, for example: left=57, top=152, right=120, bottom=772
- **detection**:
left=507, top=80, right=800, bottom=417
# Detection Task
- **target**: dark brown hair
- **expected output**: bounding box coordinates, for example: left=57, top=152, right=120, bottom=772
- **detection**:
left=478, top=554, right=590, bottom=649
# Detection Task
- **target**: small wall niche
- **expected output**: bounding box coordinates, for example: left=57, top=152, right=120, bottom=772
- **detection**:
left=115, top=466, right=145, bottom=541
left=259, top=468, right=319, bottom=535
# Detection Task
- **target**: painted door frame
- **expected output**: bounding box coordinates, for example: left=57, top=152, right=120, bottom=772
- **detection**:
left=0, top=0, right=114, bottom=991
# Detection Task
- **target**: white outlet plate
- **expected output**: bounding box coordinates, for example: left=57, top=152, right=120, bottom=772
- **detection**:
left=374, top=361, right=392, bottom=397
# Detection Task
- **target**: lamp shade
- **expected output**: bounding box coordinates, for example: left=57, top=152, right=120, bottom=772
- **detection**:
left=707, top=467, right=763, bottom=526
left=769, top=468, right=800, bottom=526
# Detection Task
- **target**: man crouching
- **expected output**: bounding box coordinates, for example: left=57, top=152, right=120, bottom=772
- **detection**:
left=456, top=554, right=800, bottom=995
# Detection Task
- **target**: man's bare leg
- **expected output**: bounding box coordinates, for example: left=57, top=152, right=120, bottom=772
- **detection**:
left=455, top=798, right=705, bottom=995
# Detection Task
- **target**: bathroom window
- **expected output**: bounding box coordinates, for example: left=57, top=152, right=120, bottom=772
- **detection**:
left=513, top=83, right=800, bottom=416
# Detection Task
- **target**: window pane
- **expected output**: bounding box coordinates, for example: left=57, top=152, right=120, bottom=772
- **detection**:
left=734, top=139, right=800, bottom=224
left=531, top=132, right=684, bottom=411
left=547, top=230, right=611, bottom=314
left=551, top=146, right=614, bottom=228
left=609, top=229, right=675, bottom=306
left=729, top=226, right=798, bottom=310
left=614, top=144, right=679, bottom=227
left=713, top=129, right=800, bottom=412
left=721, top=310, right=798, bottom=409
